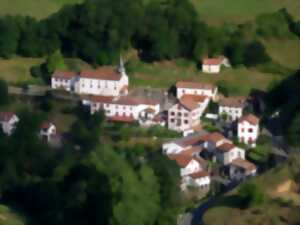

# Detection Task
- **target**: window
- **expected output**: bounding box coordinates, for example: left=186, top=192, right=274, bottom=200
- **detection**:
left=178, top=112, right=182, bottom=116
left=171, top=119, right=175, bottom=123
left=241, top=128, right=244, bottom=132
left=184, top=113, right=188, bottom=117
left=184, top=120, right=188, bottom=124
left=171, top=112, right=175, bottom=116
left=248, top=128, right=253, bottom=133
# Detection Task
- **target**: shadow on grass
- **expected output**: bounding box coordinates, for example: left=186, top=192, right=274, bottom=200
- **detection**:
left=213, top=195, right=244, bottom=209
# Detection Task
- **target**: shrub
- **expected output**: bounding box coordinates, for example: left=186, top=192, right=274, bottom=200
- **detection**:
left=238, top=182, right=265, bottom=208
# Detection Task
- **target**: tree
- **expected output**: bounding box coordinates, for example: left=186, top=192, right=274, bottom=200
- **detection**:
left=244, top=41, right=270, bottom=67
left=238, top=182, right=265, bottom=208
left=46, top=49, right=66, bottom=74
left=0, top=79, right=9, bottom=105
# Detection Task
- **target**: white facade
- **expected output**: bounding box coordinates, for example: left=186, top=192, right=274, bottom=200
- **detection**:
left=229, top=159, right=257, bottom=180
left=219, top=106, right=243, bottom=121
left=202, top=64, right=221, bottom=74
left=0, top=113, right=19, bottom=136
left=182, top=172, right=210, bottom=190
left=77, top=73, right=128, bottom=96
left=238, top=117, right=259, bottom=147
left=215, top=145, right=245, bottom=165
left=51, top=72, right=78, bottom=92
left=168, top=103, right=201, bottom=132
left=40, top=123, right=56, bottom=142
left=176, top=86, right=218, bottom=100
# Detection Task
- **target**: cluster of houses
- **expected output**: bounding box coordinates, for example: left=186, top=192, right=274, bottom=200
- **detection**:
left=0, top=112, right=59, bottom=145
left=44, top=56, right=261, bottom=193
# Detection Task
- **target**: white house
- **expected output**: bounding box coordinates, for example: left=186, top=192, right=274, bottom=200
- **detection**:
left=202, top=56, right=230, bottom=74
left=238, top=114, right=260, bottom=147
left=182, top=171, right=210, bottom=190
left=138, top=110, right=166, bottom=127
left=39, top=122, right=57, bottom=142
left=215, top=142, right=245, bottom=165
left=0, top=112, right=19, bottom=136
left=229, top=158, right=257, bottom=181
left=218, top=96, right=246, bottom=121
left=200, top=132, right=231, bottom=152
left=168, top=154, right=203, bottom=177
left=176, top=81, right=218, bottom=100
left=51, top=70, right=78, bottom=92
left=84, top=95, right=160, bottom=123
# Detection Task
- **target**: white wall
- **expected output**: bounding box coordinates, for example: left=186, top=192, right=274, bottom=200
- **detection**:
left=0, top=115, right=19, bottom=136
left=238, top=121, right=259, bottom=147
left=181, top=159, right=202, bottom=177
left=219, top=106, right=243, bottom=121
left=202, top=64, right=221, bottom=74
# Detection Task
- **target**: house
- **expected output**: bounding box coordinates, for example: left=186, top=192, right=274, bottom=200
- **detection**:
left=218, top=96, right=246, bottom=121
left=162, top=131, right=208, bottom=155
left=215, top=143, right=245, bottom=165
left=238, top=114, right=260, bottom=147
left=201, top=132, right=231, bottom=152
left=40, top=122, right=56, bottom=142
left=202, top=56, right=230, bottom=74
left=51, top=71, right=78, bottom=92
left=229, top=158, right=257, bottom=180
left=0, top=112, right=19, bottom=135
left=182, top=171, right=210, bottom=190
left=168, top=154, right=203, bottom=177
left=168, top=95, right=210, bottom=132
left=84, top=95, right=160, bottom=123
left=52, top=58, right=129, bottom=97
left=176, top=81, right=218, bottom=100
left=138, top=110, right=166, bottom=127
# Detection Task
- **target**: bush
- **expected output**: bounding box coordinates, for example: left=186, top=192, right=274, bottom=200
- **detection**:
left=0, top=79, right=9, bottom=105
left=238, top=182, right=265, bottom=208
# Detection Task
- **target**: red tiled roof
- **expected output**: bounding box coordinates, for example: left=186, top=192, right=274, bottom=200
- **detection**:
left=239, top=114, right=260, bottom=125
left=108, top=115, right=135, bottom=123
left=181, top=94, right=208, bottom=103
left=168, top=154, right=194, bottom=167
left=53, top=70, right=77, bottom=80
left=201, top=132, right=226, bottom=143
left=219, top=96, right=246, bottom=108
left=217, top=143, right=235, bottom=152
left=230, top=158, right=257, bottom=172
left=180, top=133, right=206, bottom=147
left=40, top=122, right=53, bottom=130
left=80, top=67, right=122, bottom=81
left=181, top=146, right=204, bottom=156
left=82, top=95, right=114, bottom=104
left=179, top=98, right=199, bottom=111
left=176, top=81, right=215, bottom=90
left=188, top=171, right=210, bottom=179
left=0, top=112, right=16, bottom=122
left=203, top=58, right=223, bottom=66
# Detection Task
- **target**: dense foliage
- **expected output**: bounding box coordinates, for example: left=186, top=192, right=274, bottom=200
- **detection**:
left=0, top=0, right=298, bottom=66
left=237, top=182, right=265, bottom=208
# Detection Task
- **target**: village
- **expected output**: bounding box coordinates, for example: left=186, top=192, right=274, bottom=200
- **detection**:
left=0, top=56, right=264, bottom=198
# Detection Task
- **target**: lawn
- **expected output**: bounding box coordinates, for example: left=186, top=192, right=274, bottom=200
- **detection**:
left=191, top=0, right=300, bottom=25
left=0, top=205, right=26, bottom=225
left=0, top=0, right=82, bottom=19
left=262, top=38, right=300, bottom=70
left=129, top=59, right=285, bottom=96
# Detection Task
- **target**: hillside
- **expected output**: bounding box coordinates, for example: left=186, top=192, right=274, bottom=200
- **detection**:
left=0, top=0, right=82, bottom=19
left=203, top=154, right=300, bottom=225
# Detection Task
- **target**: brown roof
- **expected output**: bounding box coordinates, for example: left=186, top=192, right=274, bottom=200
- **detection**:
left=239, top=114, right=260, bottom=125
left=0, top=112, right=16, bottom=122
left=181, top=94, right=208, bottom=103
left=201, top=132, right=226, bottom=143
left=40, top=122, right=55, bottom=130
left=179, top=98, right=199, bottom=111
left=203, top=58, right=223, bottom=66
left=80, top=67, right=122, bottom=81
left=189, top=171, right=210, bottom=179
left=82, top=95, right=114, bottom=104
left=178, top=133, right=207, bottom=147
left=176, top=81, right=215, bottom=90
left=153, top=114, right=165, bottom=122
left=181, top=146, right=204, bottom=156
left=168, top=154, right=194, bottom=167
left=230, top=158, right=257, bottom=172
left=114, top=97, right=159, bottom=106
left=219, top=96, right=246, bottom=108
left=53, top=70, right=77, bottom=80
left=108, top=115, right=135, bottom=123
left=217, top=143, right=235, bottom=152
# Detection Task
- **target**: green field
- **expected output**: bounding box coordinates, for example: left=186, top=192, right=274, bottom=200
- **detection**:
left=191, top=0, right=300, bottom=25
left=0, top=0, right=82, bottom=19
left=129, top=59, right=285, bottom=96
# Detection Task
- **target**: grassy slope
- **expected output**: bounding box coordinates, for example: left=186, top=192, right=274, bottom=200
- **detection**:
left=203, top=154, right=300, bottom=225
left=191, top=0, right=300, bottom=25
left=0, top=205, right=26, bottom=225
left=0, top=0, right=82, bottom=19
